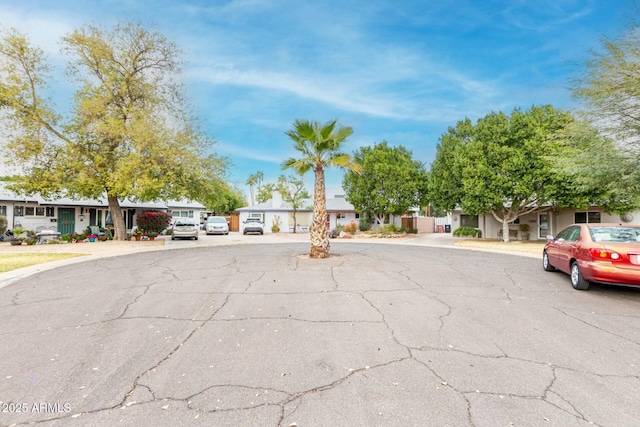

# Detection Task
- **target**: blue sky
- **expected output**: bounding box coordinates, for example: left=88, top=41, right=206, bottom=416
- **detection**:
left=0, top=0, right=632, bottom=200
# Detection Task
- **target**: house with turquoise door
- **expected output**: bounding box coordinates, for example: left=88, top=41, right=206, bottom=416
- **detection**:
left=0, top=183, right=204, bottom=236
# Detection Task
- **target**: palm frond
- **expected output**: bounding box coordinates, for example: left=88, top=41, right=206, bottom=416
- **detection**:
left=282, top=157, right=313, bottom=175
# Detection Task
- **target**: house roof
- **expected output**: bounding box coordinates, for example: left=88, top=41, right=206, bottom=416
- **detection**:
left=0, top=182, right=204, bottom=210
left=236, top=196, right=357, bottom=212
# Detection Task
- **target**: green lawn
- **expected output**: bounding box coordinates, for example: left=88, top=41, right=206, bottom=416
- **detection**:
left=0, top=253, right=85, bottom=273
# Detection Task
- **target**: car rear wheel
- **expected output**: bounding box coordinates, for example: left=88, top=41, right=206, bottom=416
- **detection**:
left=543, top=251, right=556, bottom=272
left=570, top=261, right=590, bottom=290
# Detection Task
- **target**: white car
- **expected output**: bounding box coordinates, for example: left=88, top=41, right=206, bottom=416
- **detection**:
left=205, top=216, right=229, bottom=235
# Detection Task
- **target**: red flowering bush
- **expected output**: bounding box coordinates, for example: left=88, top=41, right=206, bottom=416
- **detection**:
left=136, top=211, right=172, bottom=234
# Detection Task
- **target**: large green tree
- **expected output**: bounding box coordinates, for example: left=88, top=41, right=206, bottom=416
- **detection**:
left=430, top=105, right=591, bottom=242
left=343, top=141, right=428, bottom=225
left=427, top=118, right=473, bottom=212
left=283, top=119, right=360, bottom=258
left=550, top=121, right=640, bottom=213
left=570, top=17, right=640, bottom=201
left=202, top=180, right=246, bottom=215
left=0, top=22, right=226, bottom=240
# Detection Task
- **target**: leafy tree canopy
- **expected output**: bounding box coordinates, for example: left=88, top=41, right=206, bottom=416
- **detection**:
left=202, top=180, right=246, bottom=214
left=343, top=141, right=428, bottom=225
left=429, top=105, right=605, bottom=242
left=0, top=22, right=227, bottom=240
left=256, top=182, right=278, bottom=204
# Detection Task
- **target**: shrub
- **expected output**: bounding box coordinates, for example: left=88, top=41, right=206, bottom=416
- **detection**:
left=61, top=233, right=73, bottom=243
left=73, top=233, right=87, bottom=241
left=453, top=226, right=481, bottom=238
left=344, top=220, right=358, bottom=234
left=136, top=211, right=172, bottom=234
left=387, top=223, right=399, bottom=233
left=0, top=215, right=7, bottom=235
left=358, top=218, right=371, bottom=232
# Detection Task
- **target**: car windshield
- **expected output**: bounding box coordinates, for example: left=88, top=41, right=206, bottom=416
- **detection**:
left=589, top=226, right=640, bottom=243
left=207, top=217, right=226, bottom=223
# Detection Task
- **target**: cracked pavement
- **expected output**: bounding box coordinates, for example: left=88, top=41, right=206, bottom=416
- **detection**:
left=1, top=242, right=639, bottom=426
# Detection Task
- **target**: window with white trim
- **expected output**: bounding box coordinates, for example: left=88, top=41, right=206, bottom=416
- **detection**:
left=20, top=206, right=55, bottom=217
left=337, top=213, right=346, bottom=219
left=172, top=210, right=194, bottom=218
left=0, top=205, right=6, bottom=216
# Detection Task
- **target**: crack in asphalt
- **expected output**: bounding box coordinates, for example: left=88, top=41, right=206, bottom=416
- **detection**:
left=555, top=307, right=640, bottom=347
left=2, top=246, right=638, bottom=427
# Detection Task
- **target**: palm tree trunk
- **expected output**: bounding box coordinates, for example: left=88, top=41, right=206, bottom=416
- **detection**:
left=309, top=165, right=330, bottom=258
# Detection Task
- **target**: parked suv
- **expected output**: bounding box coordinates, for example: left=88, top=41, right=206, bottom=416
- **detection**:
left=242, top=217, right=264, bottom=235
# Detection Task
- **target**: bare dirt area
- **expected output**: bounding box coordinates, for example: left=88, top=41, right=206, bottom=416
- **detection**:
left=453, top=238, right=545, bottom=254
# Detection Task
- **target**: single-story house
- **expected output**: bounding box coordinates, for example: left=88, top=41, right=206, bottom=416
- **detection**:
left=0, top=182, right=205, bottom=235
left=235, top=193, right=411, bottom=233
left=451, top=205, right=640, bottom=240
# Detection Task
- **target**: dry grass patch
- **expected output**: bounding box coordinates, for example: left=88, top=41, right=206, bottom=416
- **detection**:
left=453, top=239, right=545, bottom=254
left=0, top=253, right=85, bottom=273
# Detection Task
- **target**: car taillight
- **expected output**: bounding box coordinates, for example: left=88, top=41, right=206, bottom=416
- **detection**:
left=589, top=248, right=622, bottom=260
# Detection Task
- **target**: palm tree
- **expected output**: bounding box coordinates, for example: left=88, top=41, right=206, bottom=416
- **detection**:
left=255, top=170, right=264, bottom=194
left=283, top=119, right=361, bottom=258
left=245, top=174, right=257, bottom=205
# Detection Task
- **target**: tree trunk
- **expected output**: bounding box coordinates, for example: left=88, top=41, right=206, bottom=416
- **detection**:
left=309, top=166, right=329, bottom=258
left=502, top=219, right=510, bottom=243
left=292, top=209, right=297, bottom=233
left=107, top=194, right=127, bottom=241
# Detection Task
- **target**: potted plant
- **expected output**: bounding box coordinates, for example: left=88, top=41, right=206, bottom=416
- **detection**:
left=9, top=227, right=25, bottom=246
left=519, top=223, right=531, bottom=240
left=87, top=233, right=98, bottom=242
left=147, top=231, right=158, bottom=240
left=132, top=228, right=144, bottom=241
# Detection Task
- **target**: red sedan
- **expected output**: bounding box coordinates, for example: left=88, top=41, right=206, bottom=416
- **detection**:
left=543, top=223, right=640, bottom=290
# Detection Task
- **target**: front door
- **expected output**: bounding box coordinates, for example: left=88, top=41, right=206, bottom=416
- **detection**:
left=58, top=208, right=76, bottom=235
left=538, top=213, right=550, bottom=240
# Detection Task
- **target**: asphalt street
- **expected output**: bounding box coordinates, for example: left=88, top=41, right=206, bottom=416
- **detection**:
left=1, top=241, right=639, bottom=426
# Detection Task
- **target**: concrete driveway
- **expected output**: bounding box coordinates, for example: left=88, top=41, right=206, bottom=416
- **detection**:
left=1, top=241, right=639, bottom=426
